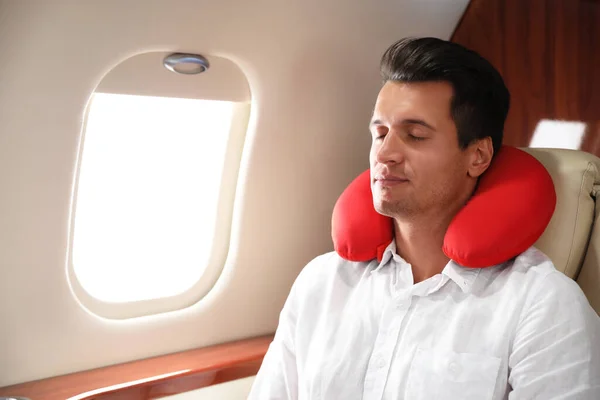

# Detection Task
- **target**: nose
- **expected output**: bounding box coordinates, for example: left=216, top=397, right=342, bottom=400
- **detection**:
left=374, top=130, right=405, bottom=165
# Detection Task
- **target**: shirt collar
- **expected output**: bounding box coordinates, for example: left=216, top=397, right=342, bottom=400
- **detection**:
left=372, top=241, right=400, bottom=273
left=371, top=241, right=481, bottom=293
left=442, top=260, right=482, bottom=293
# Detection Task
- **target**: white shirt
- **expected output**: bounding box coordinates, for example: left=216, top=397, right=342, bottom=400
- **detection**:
left=248, top=243, right=600, bottom=399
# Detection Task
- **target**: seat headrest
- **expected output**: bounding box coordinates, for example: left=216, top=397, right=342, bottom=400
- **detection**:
left=332, top=146, right=557, bottom=268
left=522, top=148, right=600, bottom=278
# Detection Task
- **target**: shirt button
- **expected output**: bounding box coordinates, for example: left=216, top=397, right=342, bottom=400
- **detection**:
left=375, top=357, right=386, bottom=369
left=448, top=361, right=461, bottom=378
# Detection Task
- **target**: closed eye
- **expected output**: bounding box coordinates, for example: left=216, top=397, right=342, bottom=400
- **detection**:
left=372, top=130, right=386, bottom=141
left=408, top=134, right=426, bottom=141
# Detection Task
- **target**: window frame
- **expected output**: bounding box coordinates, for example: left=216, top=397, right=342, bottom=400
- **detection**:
left=67, top=93, right=251, bottom=319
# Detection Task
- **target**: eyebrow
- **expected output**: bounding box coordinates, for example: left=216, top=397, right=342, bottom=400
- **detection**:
left=370, top=118, right=436, bottom=131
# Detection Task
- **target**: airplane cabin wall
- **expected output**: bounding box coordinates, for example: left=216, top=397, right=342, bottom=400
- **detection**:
left=0, top=0, right=470, bottom=387
left=451, top=0, right=600, bottom=156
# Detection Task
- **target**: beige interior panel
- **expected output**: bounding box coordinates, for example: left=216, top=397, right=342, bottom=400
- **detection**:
left=0, top=0, right=469, bottom=386
left=97, top=52, right=251, bottom=101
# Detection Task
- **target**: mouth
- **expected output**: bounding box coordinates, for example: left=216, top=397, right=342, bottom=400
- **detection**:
left=374, top=176, right=409, bottom=187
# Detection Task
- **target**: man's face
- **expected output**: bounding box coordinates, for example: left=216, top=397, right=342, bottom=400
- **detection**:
left=369, top=81, right=475, bottom=219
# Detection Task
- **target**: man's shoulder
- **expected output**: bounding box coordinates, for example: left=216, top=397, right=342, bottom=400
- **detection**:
left=512, top=247, right=579, bottom=287
left=492, top=246, right=592, bottom=311
left=293, top=250, right=375, bottom=291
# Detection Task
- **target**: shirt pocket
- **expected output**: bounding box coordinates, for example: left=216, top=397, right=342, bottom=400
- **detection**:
left=405, top=347, right=501, bottom=400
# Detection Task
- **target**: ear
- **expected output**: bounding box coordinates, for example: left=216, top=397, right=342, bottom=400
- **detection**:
left=467, top=137, right=494, bottom=178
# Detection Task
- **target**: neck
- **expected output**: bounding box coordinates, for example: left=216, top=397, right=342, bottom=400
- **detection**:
left=393, top=189, right=473, bottom=283
left=392, top=215, right=449, bottom=284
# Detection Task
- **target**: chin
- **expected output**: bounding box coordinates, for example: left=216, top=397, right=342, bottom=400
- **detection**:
left=374, top=199, right=416, bottom=218
left=373, top=201, right=397, bottom=217
left=374, top=206, right=392, bottom=217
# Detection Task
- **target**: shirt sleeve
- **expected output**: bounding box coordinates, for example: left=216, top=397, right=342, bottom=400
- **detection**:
left=247, top=271, right=303, bottom=400
left=508, top=271, right=600, bottom=399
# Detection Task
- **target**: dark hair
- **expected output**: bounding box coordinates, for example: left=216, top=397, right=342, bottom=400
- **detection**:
left=380, top=37, right=510, bottom=155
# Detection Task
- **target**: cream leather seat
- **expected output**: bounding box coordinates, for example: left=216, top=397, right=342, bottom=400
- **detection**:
left=524, top=148, right=600, bottom=315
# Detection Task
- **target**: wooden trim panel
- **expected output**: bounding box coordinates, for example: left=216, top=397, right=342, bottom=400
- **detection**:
left=0, top=335, right=273, bottom=400
left=451, top=0, right=600, bottom=156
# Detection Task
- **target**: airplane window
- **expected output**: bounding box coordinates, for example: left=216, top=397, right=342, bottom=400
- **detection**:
left=529, top=119, right=587, bottom=150
left=72, top=93, right=235, bottom=303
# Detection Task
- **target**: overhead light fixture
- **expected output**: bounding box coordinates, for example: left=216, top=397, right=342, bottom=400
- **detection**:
left=163, top=53, right=210, bottom=75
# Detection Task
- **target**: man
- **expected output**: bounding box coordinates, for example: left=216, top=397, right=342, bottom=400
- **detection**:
left=248, top=37, right=600, bottom=399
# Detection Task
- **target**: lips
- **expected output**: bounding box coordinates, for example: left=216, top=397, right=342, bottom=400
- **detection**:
left=374, top=174, right=409, bottom=186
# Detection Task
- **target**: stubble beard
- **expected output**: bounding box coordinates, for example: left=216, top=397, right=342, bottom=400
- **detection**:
left=374, top=195, right=421, bottom=219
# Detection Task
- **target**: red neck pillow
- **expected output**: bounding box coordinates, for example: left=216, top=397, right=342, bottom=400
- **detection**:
left=331, top=146, right=556, bottom=268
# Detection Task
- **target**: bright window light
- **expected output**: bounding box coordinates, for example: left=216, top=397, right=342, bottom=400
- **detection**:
left=529, top=119, right=587, bottom=150
left=73, top=93, right=235, bottom=303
